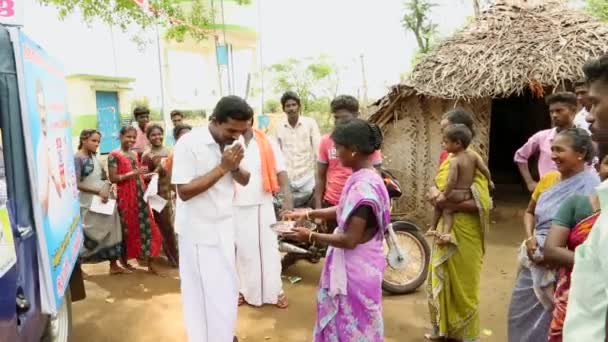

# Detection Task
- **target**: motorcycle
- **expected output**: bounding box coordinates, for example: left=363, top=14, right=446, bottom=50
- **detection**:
left=273, top=172, right=431, bottom=295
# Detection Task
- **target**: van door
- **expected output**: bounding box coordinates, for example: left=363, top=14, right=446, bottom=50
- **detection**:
left=0, top=25, right=46, bottom=342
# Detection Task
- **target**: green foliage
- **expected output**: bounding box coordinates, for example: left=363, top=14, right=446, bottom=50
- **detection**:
left=263, top=99, right=280, bottom=113
left=180, top=109, right=207, bottom=119
left=38, top=0, right=249, bottom=42
left=266, top=55, right=340, bottom=114
left=587, top=0, right=608, bottom=21
left=402, top=0, right=438, bottom=54
left=306, top=97, right=333, bottom=133
left=131, top=96, right=151, bottom=110
left=265, top=56, right=340, bottom=133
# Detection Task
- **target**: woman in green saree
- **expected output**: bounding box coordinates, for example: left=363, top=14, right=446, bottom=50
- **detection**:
left=425, top=109, right=492, bottom=341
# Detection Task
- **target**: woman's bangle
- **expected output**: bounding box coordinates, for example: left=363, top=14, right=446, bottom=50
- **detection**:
left=217, top=165, right=227, bottom=175
left=308, top=231, right=314, bottom=243
left=305, top=209, right=311, bottom=220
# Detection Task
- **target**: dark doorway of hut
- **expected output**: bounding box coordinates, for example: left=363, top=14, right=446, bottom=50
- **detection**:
left=488, top=90, right=550, bottom=201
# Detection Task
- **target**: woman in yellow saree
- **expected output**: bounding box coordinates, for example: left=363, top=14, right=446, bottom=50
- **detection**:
left=426, top=110, right=492, bottom=342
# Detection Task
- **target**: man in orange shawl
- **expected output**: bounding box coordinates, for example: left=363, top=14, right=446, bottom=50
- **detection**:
left=234, top=118, right=293, bottom=308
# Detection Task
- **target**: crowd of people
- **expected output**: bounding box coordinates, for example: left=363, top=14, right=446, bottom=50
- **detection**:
left=73, top=53, right=608, bottom=342
left=505, top=58, right=608, bottom=342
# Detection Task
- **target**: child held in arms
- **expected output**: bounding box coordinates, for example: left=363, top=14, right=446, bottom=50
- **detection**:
left=428, top=124, right=494, bottom=244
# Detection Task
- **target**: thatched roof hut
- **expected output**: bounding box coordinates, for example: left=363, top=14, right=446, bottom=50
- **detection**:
left=368, top=0, right=608, bottom=224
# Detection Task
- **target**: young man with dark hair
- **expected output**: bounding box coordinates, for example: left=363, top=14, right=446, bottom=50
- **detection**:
left=132, top=106, right=151, bottom=157
left=573, top=80, right=592, bottom=132
left=275, top=91, right=321, bottom=206
left=165, top=109, right=185, bottom=146
left=172, top=95, right=252, bottom=342
left=514, top=92, right=578, bottom=192
left=563, top=55, right=608, bottom=341
left=170, top=109, right=184, bottom=126
left=314, top=95, right=382, bottom=216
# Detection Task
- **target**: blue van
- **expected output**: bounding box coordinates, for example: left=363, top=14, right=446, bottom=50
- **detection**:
left=0, top=25, right=85, bottom=342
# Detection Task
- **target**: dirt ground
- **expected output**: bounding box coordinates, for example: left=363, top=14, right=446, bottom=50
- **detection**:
left=72, top=192, right=527, bottom=342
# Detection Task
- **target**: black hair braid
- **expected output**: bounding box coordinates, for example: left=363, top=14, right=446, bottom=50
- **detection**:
left=367, top=123, right=383, bottom=150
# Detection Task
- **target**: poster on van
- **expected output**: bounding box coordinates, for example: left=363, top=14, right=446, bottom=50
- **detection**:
left=15, top=31, right=82, bottom=313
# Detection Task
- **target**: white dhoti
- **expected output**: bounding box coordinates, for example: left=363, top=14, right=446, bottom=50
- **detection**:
left=178, top=230, right=238, bottom=342
left=235, top=201, right=283, bottom=306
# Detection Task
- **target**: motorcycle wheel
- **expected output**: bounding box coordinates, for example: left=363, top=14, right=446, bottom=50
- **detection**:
left=382, top=220, right=431, bottom=294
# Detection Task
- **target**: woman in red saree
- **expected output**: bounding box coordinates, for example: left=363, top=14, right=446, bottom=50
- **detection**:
left=108, top=126, right=163, bottom=274
left=544, top=155, right=608, bottom=341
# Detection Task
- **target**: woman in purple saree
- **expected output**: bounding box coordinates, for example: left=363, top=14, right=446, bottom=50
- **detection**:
left=285, top=118, right=391, bottom=341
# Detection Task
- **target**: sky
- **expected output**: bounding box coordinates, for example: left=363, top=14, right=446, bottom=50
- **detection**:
left=19, top=0, right=475, bottom=107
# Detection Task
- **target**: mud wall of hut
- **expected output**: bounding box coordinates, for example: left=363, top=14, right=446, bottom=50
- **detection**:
left=380, top=95, right=491, bottom=225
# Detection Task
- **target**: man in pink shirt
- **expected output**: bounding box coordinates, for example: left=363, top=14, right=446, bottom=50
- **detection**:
left=314, top=95, right=382, bottom=227
left=514, top=92, right=577, bottom=192
left=131, top=106, right=150, bottom=158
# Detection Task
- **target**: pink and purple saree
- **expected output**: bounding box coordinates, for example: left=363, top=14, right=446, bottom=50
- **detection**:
left=313, top=168, right=391, bottom=341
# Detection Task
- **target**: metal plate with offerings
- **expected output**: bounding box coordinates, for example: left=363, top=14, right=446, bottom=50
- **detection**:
left=270, top=220, right=317, bottom=234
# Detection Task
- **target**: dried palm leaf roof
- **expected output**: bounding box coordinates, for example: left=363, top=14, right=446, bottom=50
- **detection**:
left=406, top=0, right=608, bottom=99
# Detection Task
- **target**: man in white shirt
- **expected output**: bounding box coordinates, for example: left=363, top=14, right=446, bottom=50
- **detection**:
left=172, top=96, right=252, bottom=342
left=563, top=56, right=608, bottom=341
left=573, top=80, right=592, bottom=132
left=274, top=91, right=321, bottom=207
left=234, top=119, right=292, bottom=308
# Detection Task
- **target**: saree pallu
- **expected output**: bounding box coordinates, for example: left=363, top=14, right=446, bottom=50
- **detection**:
left=549, top=212, right=599, bottom=342
left=313, top=169, right=391, bottom=342
left=427, top=151, right=492, bottom=341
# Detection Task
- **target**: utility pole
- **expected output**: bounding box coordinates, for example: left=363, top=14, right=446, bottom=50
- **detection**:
left=155, top=23, right=166, bottom=124
left=257, top=0, right=266, bottom=115
left=220, top=0, right=232, bottom=94
left=211, top=0, right=224, bottom=97
left=109, top=25, right=118, bottom=77
left=360, top=53, right=369, bottom=107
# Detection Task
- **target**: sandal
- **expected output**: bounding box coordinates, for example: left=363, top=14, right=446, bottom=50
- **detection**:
left=276, top=293, right=289, bottom=309
left=120, top=260, right=137, bottom=271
